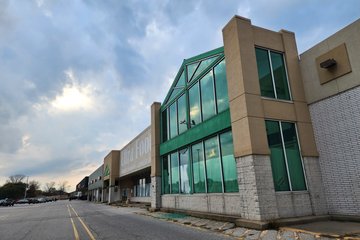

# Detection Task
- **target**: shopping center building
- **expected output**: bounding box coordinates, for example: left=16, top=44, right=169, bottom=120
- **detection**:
left=85, top=15, right=359, bottom=223
left=152, top=16, right=327, bottom=222
left=88, top=164, right=103, bottom=202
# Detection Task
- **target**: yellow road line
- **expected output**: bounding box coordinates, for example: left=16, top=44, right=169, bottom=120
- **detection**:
left=67, top=205, right=80, bottom=240
left=70, top=204, right=96, bottom=240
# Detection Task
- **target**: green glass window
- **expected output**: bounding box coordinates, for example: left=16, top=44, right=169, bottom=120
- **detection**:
left=161, top=110, right=168, bottom=142
left=281, top=122, right=306, bottom=191
left=255, top=48, right=291, bottom=100
left=205, top=136, right=222, bottom=193
left=271, top=52, right=290, bottom=100
left=177, top=94, right=187, bottom=134
left=162, top=156, right=170, bottom=194
left=189, top=82, right=201, bottom=126
left=200, top=71, right=216, bottom=121
left=220, top=131, right=238, bottom=192
left=265, top=120, right=290, bottom=191
left=170, top=152, right=179, bottom=194
left=169, top=102, right=178, bottom=139
left=176, top=70, right=186, bottom=87
left=168, top=88, right=181, bottom=102
left=192, top=143, right=206, bottom=193
left=187, top=62, right=199, bottom=81
left=265, top=120, right=306, bottom=191
left=214, top=60, right=229, bottom=113
left=255, top=48, right=275, bottom=98
left=192, top=56, right=218, bottom=81
left=179, top=148, right=191, bottom=194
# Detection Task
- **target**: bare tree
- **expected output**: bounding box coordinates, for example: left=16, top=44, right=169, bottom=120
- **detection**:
left=44, top=181, right=56, bottom=194
left=57, top=181, right=70, bottom=193
left=8, top=174, right=26, bottom=183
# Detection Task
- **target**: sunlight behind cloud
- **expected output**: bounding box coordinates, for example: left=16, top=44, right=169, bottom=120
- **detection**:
left=51, top=85, right=94, bottom=111
left=50, top=69, right=95, bottom=112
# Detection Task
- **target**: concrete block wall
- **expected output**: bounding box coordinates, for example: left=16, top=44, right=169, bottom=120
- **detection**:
left=161, top=194, right=243, bottom=216
left=309, top=86, right=360, bottom=216
left=302, top=157, right=328, bottom=215
left=238, top=155, right=327, bottom=220
left=237, top=155, right=279, bottom=221
left=151, top=176, right=161, bottom=209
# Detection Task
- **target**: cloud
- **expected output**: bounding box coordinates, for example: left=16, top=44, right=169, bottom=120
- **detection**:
left=0, top=0, right=359, bottom=190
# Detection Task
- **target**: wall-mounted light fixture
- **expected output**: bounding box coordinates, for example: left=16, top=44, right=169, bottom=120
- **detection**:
left=320, top=58, right=337, bottom=69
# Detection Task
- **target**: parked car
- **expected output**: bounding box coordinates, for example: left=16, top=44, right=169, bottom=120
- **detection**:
left=28, top=198, right=39, bottom=204
left=16, top=199, right=29, bottom=204
left=0, top=198, right=15, bottom=206
left=37, top=198, right=46, bottom=203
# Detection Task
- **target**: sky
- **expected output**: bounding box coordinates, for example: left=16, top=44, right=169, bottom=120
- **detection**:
left=0, top=0, right=359, bottom=192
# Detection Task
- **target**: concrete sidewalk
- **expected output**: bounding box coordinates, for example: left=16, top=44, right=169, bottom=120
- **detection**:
left=137, top=211, right=360, bottom=239
left=283, top=221, right=360, bottom=239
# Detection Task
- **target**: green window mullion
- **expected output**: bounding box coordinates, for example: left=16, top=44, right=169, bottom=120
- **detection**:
left=267, top=50, right=278, bottom=99
left=278, top=122, right=293, bottom=191
left=217, top=135, right=225, bottom=193
left=169, top=156, right=172, bottom=194
left=198, top=81, right=203, bottom=123
left=212, top=68, right=219, bottom=115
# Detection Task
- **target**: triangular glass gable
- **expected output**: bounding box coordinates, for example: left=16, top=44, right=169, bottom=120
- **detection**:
left=187, top=62, right=200, bottom=82
left=191, top=56, right=218, bottom=81
left=175, top=70, right=185, bottom=87
left=166, top=70, right=185, bottom=103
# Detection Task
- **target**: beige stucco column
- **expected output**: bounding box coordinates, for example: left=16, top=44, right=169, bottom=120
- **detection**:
left=150, top=102, right=161, bottom=210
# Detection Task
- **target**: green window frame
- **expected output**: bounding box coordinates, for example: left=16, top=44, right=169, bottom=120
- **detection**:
left=214, top=59, right=229, bottom=113
left=169, top=102, right=178, bottom=139
left=191, top=142, right=207, bottom=193
left=255, top=48, right=291, bottom=101
left=161, top=130, right=238, bottom=195
left=170, top=152, right=179, bottom=194
left=161, top=52, right=231, bottom=143
left=179, top=148, right=191, bottom=194
left=265, top=120, right=307, bottom=191
left=162, top=156, right=171, bottom=194
left=178, top=94, right=188, bottom=134
left=219, top=131, right=239, bottom=192
left=200, top=71, right=216, bottom=121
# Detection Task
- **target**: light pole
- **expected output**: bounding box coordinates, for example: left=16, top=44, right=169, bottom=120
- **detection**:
left=24, top=176, right=29, bottom=199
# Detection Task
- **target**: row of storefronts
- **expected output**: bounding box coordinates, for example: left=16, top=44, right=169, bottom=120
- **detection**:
left=80, top=16, right=359, bottom=222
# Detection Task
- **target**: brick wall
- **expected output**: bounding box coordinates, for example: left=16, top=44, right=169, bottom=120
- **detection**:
left=309, top=86, right=360, bottom=216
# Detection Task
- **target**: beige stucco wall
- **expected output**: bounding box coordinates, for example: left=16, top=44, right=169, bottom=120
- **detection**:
left=120, top=127, right=151, bottom=177
left=222, top=16, right=318, bottom=158
left=103, top=150, right=120, bottom=186
left=300, top=18, right=360, bottom=104
left=151, top=102, right=161, bottom=177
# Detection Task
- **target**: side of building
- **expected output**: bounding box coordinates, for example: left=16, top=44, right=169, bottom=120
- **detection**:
left=300, top=18, right=360, bottom=217
left=119, top=126, right=152, bottom=203
left=88, top=164, right=103, bottom=202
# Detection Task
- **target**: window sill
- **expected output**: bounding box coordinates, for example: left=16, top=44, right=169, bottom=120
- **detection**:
left=261, top=96, right=293, bottom=104
left=275, top=190, right=309, bottom=195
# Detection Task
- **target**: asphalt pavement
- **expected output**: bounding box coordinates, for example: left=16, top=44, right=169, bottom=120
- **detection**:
left=0, top=200, right=234, bottom=240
